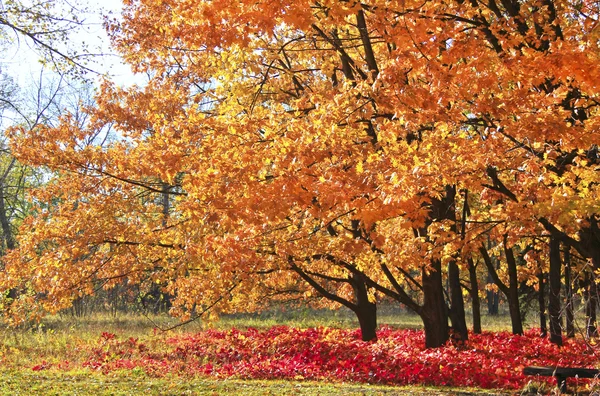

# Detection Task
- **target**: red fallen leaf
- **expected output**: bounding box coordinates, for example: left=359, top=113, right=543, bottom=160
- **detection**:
left=32, top=361, right=49, bottom=371
left=63, top=326, right=599, bottom=390
left=100, top=332, right=116, bottom=340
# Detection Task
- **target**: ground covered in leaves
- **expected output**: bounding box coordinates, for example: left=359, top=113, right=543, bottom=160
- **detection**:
left=25, top=326, right=600, bottom=392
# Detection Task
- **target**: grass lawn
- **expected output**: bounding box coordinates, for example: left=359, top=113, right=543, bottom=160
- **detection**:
left=0, top=307, right=561, bottom=395
left=0, top=371, right=508, bottom=395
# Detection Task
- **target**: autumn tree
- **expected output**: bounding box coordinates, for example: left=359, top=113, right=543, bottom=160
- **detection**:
left=0, top=1, right=110, bottom=318
left=4, top=0, right=600, bottom=348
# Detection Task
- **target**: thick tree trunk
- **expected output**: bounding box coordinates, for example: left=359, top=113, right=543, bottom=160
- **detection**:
left=421, top=260, right=449, bottom=348
left=564, top=248, right=575, bottom=338
left=538, top=269, right=547, bottom=338
left=448, top=259, right=468, bottom=341
left=548, top=237, right=563, bottom=346
left=467, top=257, right=482, bottom=334
left=351, top=273, right=378, bottom=342
left=355, top=302, right=377, bottom=342
left=504, top=242, right=524, bottom=335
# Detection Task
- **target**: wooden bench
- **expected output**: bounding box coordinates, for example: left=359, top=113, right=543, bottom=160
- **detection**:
left=523, top=366, right=600, bottom=393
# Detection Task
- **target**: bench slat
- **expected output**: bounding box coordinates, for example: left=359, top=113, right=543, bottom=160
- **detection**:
left=523, top=366, right=600, bottom=379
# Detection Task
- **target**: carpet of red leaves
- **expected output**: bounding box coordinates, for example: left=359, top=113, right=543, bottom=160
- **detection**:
left=36, top=326, right=600, bottom=390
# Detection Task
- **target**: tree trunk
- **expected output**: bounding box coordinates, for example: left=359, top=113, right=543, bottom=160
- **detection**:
left=586, top=272, right=598, bottom=338
left=542, top=217, right=600, bottom=339
left=504, top=242, right=524, bottom=335
left=351, top=272, right=378, bottom=342
left=467, top=257, right=482, bottom=334
left=421, top=259, right=449, bottom=348
left=289, top=258, right=379, bottom=342
left=457, top=189, right=475, bottom=336
left=0, top=181, right=18, bottom=301
left=538, top=269, right=547, bottom=338
left=564, top=248, right=575, bottom=338
left=486, top=247, right=499, bottom=315
left=448, top=259, right=468, bottom=341
left=548, top=237, right=563, bottom=346
left=355, top=301, right=377, bottom=342
left=507, top=294, right=523, bottom=335
left=487, top=286, right=499, bottom=315
left=0, top=182, right=14, bottom=251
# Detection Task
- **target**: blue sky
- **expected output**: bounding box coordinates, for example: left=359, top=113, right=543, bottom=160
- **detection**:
left=1, top=0, right=138, bottom=88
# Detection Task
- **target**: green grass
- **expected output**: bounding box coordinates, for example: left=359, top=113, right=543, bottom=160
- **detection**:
left=0, top=308, right=540, bottom=395
left=7, top=302, right=530, bottom=336
left=0, top=370, right=507, bottom=395
left=0, top=306, right=529, bottom=371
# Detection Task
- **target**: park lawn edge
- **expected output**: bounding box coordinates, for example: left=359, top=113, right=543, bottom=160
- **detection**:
left=0, top=369, right=510, bottom=395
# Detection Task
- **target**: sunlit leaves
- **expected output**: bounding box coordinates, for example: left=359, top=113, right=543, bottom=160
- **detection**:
left=4, top=0, right=600, bottom=330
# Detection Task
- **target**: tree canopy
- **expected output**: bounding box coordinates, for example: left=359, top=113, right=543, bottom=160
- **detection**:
left=3, top=0, right=600, bottom=346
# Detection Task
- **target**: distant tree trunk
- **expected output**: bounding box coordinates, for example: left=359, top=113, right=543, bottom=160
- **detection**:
left=539, top=217, right=600, bottom=339
left=468, top=257, right=482, bottom=334
left=481, top=241, right=523, bottom=335
left=538, top=269, right=547, bottom=338
left=0, top=182, right=15, bottom=251
left=161, top=182, right=170, bottom=225
left=487, top=283, right=499, bottom=315
left=564, top=248, right=575, bottom=338
left=459, top=191, right=481, bottom=333
left=0, top=181, right=18, bottom=301
left=451, top=189, right=469, bottom=339
left=548, top=237, right=563, bottom=346
left=486, top=244, right=500, bottom=315
left=421, top=259, right=449, bottom=348
left=586, top=272, right=598, bottom=338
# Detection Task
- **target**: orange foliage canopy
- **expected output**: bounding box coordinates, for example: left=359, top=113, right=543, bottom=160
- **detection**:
left=3, top=0, right=599, bottom=324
